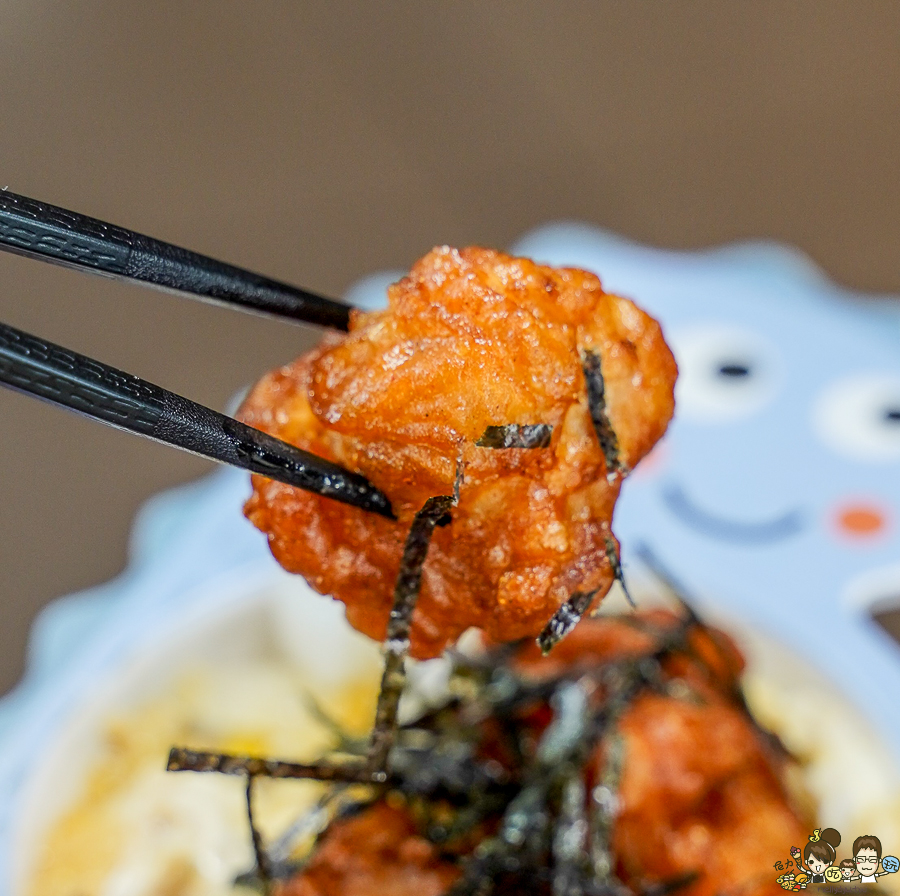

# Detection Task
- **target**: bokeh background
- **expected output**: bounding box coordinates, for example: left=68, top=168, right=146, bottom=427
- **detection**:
left=1, top=1, right=899, bottom=694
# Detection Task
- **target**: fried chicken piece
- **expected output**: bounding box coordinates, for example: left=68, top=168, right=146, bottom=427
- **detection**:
left=276, top=802, right=459, bottom=896
left=517, top=613, right=806, bottom=896
left=240, top=247, right=676, bottom=658
left=613, top=693, right=806, bottom=896
left=279, top=614, right=807, bottom=896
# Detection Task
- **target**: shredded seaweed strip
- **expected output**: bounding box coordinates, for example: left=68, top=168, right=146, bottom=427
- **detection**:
left=475, top=423, right=553, bottom=449
left=632, top=541, right=697, bottom=618
left=441, top=633, right=703, bottom=896
left=537, top=590, right=598, bottom=655
left=537, top=537, right=634, bottom=655
left=368, top=491, right=457, bottom=770
left=246, top=776, right=273, bottom=889
left=552, top=762, right=589, bottom=896
left=446, top=684, right=591, bottom=894
left=582, top=349, right=627, bottom=477
left=604, top=536, right=635, bottom=608
left=589, top=731, right=624, bottom=885
left=166, top=748, right=385, bottom=783
left=168, top=750, right=386, bottom=886
left=167, top=599, right=754, bottom=895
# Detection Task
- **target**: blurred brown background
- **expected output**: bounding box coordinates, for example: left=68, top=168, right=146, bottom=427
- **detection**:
left=1, top=1, right=899, bottom=694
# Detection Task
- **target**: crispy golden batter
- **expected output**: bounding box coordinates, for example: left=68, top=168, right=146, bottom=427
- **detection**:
left=240, top=247, right=676, bottom=658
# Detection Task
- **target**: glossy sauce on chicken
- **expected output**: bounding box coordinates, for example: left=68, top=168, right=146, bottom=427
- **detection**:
left=240, top=247, right=677, bottom=658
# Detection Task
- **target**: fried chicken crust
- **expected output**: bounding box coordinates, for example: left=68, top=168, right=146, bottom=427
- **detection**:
left=240, top=247, right=676, bottom=658
left=275, top=803, right=460, bottom=896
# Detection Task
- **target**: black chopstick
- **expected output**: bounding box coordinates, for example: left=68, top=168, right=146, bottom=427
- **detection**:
left=0, top=190, right=353, bottom=330
left=0, top=322, right=393, bottom=518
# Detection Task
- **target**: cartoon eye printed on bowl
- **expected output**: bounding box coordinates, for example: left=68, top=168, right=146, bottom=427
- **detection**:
left=812, top=373, right=900, bottom=463
left=667, top=324, right=782, bottom=423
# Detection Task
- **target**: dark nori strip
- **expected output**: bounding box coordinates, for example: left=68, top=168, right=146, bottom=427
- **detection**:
left=395, top=744, right=479, bottom=796
left=245, top=776, right=273, bottom=889
left=475, top=424, right=553, bottom=449
left=538, top=681, right=590, bottom=765
left=547, top=685, right=594, bottom=895
left=604, top=537, right=635, bottom=608
left=166, top=747, right=387, bottom=784
left=444, top=765, right=549, bottom=894
left=448, top=682, right=592, bottom=895
left=632, top=541, right=700, bottom=627
left=537, top=590, right=598, bottom=655
left=367, top=492, right=457, bottom=770
left=589, top=732, right=624, bottom=884
left=552, top=768, right=589, bottom=896
left=582, top=350, right=626, bottom=477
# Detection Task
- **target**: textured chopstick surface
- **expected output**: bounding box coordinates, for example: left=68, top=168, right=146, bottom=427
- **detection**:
left=0, top=190, right=352, bottom=330
left=0, top=322, right=393, bottom=517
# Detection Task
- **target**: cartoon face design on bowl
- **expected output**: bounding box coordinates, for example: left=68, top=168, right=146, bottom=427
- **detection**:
left=508, top=223, right=900, bottom=754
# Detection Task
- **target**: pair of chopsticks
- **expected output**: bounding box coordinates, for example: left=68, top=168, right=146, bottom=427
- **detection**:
left=0, top=190, right=394, bottom=518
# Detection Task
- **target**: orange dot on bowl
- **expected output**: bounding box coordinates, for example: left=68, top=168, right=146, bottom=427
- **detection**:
left=835, top=503, right=888, bottom=537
